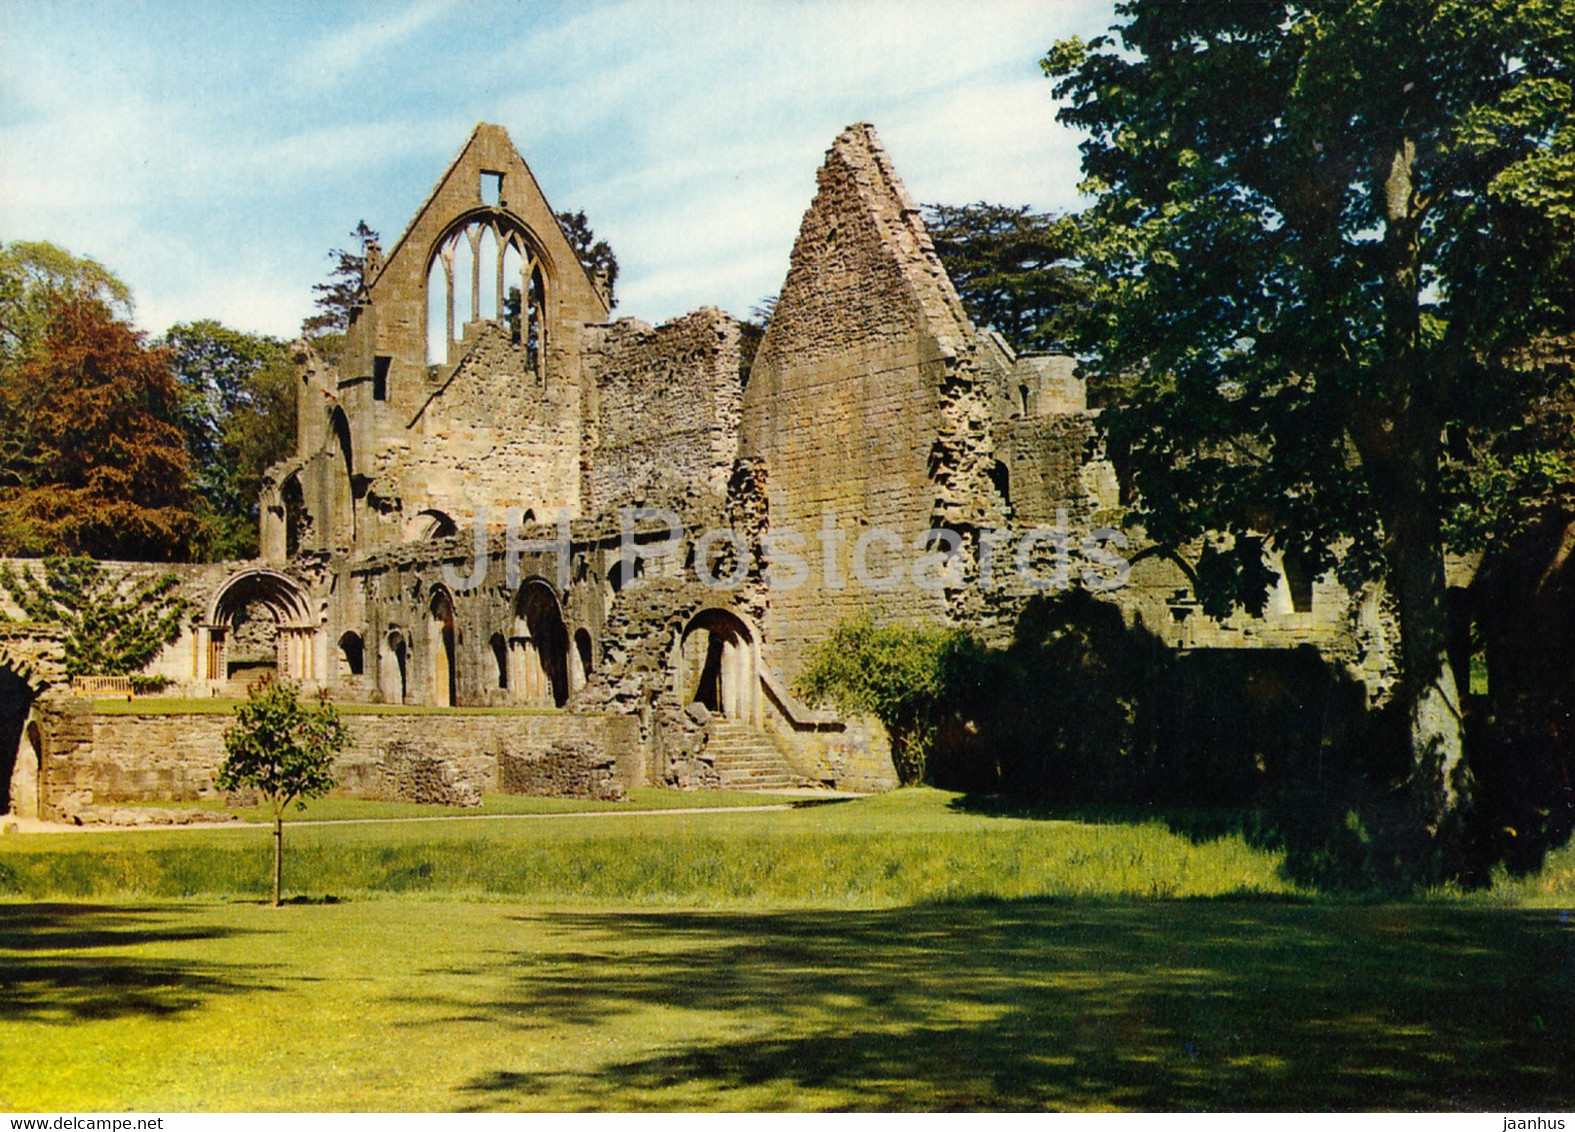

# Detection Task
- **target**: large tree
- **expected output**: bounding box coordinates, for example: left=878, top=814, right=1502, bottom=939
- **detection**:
left=1045, top=0, right=1575, bottom=847
left=163, top=320, right=295, bottom=559
left=0, top=239, right=132, bottom=369
left=556, top=209, right=619, bottom=309
left=0, top=295, right=202, bottom=560
left=301, top=220, right=379, bottom=352
left=923, top=202, right=1090, bottom=353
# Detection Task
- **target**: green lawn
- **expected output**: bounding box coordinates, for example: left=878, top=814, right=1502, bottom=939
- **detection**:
left=1, top=789, right=1572, bottom=1111
left=119, top=787, right=812, bottom=823
left=1, top=898, right=1570, bottom=1111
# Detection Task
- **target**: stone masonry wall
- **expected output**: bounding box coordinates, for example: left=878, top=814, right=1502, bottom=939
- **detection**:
left=42, top=708, right=642, bottom=819
left=583, top=309, right=744, bottom=514
left=740, top=124, right=976, bottom=681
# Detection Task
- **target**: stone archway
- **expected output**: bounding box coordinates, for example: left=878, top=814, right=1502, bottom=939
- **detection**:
left=0, top=667, right=39, bottom=817
left=511, top=579, right=568, bottom=707
left=429, top=590, right=457, bottom=707
left=202, top=570, right=317, bottom=686
left=379, top=628, right=409, bottom=704
left=679, top=609, right=759, bottom=726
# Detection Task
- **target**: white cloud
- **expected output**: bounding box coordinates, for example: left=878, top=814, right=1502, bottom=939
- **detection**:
left=0, top=0, right=1119, bottom=338
left=288, top=0, right=456, bottom=91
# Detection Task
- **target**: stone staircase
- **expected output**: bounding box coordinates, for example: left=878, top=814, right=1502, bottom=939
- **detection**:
left=707, top=720, right=805, bottom=792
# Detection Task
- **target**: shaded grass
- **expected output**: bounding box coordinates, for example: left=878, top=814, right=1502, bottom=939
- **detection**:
left=0, top=789, right=1298, bottom=906
left=0, top=898, right=1569, bottom=1111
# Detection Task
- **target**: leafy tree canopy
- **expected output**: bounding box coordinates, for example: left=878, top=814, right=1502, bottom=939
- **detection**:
left=162, top=321, right=295, bottom=559
left=0, top=294, right=202, bottom=560
left=1044, top=0, right=1575, bottom=837
left=0, top=240, right=132, bottom=368
left=924, top=202, right=1091, bottom=353
left=301, top=220, right=379, bottom=346
left=0, top=555, right=185, bottom=677
left=218, top=676, right=348, bottom=906
left=556, top=210, right=619, bottom=309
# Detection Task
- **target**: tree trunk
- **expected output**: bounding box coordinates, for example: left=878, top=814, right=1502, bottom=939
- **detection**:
left=272, top=811, right=283, bottom=907
left=1388, top=477, right=1469, bottom=839
left=1373, top=136, right=1470, bottom=849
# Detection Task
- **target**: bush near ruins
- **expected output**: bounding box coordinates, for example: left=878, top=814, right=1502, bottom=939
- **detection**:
left=796, top=615, right=962, bottom=786
left=219, top=676, right=349, bottom=907
left=0, top=555, right=185, bottom=677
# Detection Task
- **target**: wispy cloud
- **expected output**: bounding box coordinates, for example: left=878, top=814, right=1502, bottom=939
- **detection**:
left=0, top=0, right=1118, bottom=337
left=288, top=0, right=456, bottom=91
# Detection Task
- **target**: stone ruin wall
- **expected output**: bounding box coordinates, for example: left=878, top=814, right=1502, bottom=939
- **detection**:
left=740, top=124, right=972, bottom=682
left=363, top=325, right=585, bottom=536
left=583, top=309, right=746, bottom=515
left=36, top=703, right=642, bottom=822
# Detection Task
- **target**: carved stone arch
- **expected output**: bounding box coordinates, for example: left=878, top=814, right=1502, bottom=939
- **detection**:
left=677, top=608, right=760, bottom=727
left=327, top=405, right=356, bottom=542
left=407, top=509, right=458, bottom=542
left=429, top=587, right=458, bottom=707
left=204, top=569, right=317, bottom=684
left=510, top=577, right=569, bottom=707
left=425, top=208, right=557, bottom=367
left=379, top=626, right=409, bottom=704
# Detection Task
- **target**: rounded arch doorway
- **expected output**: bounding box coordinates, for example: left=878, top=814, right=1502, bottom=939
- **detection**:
left=510, top=579, right=569, bottom=707
left=678, top=609, right=759, bottom=725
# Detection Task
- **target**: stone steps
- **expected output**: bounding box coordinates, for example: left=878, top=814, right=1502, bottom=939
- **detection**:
left=707, top=721, right=805, bottom=791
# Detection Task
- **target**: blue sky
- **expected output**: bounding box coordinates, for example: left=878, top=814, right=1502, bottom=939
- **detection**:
left=0, top=0, right=1116, bottom=340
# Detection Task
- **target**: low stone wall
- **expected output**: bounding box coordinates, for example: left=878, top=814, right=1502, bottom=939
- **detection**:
left=41, top=707, right=643, bottom=820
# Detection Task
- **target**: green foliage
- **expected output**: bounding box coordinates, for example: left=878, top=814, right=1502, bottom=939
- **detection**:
left=1042, top=0, right=1575, bottom=834
left=218, top=676, right=349, bottom=905
left=301, top=220, right=378, bottom=341
left=1044, top=0, right=1575, bottom=596
left=161, top=320, right=296, bottom=559
left=556, top=209, right=619, bottom=308
left=796, top=614, right=964, bottom=785
left=923, top=202, right=1092, bottom=352
left=0, top=239, right=132, bottom=368
left=218, top=677, right=346, bottom=814
left=0, top=556, right=185, bottom=677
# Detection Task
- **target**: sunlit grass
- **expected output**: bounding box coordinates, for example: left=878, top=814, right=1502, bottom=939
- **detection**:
left=0, top=789, right=1299, bottom=906
left=0, top=898, right=1568, bottom=1111
left=118, top=788, right=808, bottom=823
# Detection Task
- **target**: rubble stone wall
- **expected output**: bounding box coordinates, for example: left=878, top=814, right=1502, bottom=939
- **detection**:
left=40, top=707, right=642, bottom=819
left=584, top=310, right=744, bottom=513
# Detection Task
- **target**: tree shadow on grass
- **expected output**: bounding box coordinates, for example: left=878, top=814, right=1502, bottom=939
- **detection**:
left=453, top=899, right=1574, bottom=1111
left=0, top=902, right=274, bottom=1023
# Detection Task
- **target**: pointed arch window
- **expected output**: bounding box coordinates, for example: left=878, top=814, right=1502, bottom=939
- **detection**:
left=426, top=218, right=547, bottom=374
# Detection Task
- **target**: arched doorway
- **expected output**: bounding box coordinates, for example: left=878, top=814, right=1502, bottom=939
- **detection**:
left=329, top=406, right=356, bottom=544
left=338, top=632, right=364, bottom=677
left=429, top=590, right=457, bottom=707
left=204, top=570, right=317, bottom=686
left=678, top=609, right=758, bottom=725
left=570, top=628, right=594, bottom=694
left=5, top=721, right=42, bottom=819
left=379, top=628, right=408, bottom=704
left=511, top=579, right=568, bottom=707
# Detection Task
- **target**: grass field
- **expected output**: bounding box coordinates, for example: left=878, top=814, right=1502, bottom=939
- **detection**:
left=2, top=789, right=1572, bottom=1111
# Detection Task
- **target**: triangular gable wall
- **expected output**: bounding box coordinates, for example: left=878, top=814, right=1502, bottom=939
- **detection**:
left=740, top=123, right=986, bottom=678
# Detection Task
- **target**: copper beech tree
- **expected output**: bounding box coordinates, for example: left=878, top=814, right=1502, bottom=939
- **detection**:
left=0, top=294, right=202, bottom=560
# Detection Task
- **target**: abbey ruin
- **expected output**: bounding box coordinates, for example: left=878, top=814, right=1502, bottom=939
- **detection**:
left=1, top=123, right=1402, bottom=822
